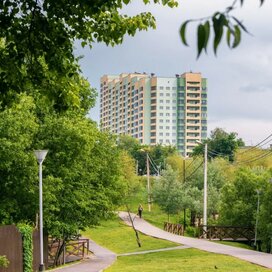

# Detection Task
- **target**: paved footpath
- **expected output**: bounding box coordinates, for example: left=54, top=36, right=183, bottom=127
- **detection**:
left=119, top=211, right=272, bottom=270
left=50, top=239, right=116, bottom=272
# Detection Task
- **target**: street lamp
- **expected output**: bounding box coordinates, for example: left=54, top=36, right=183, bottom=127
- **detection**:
left=196, top=141, right=208, bottom=238
left=254, top=189, right=261, bottom=249
left=34, top=150, right=48, bottom=272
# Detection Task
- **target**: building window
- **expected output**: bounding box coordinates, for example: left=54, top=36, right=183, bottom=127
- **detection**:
left=160, top=100, right=164, bottom=103
left=159, top=132, right=163, bottom=136
left=159, top=126, right=163, bottom=129
left=159, top=86, right=164, bottom=90
left=166, top=87, right=170, bottom=90
left=159, top=106, right=163, bottom=110
left=160, top=93, right=164, bottom=96
left=166, top=93, right=170, bottom=96
left=159, top=113, right=163, bottom=116
left=159, top=119, right=164, bottom=123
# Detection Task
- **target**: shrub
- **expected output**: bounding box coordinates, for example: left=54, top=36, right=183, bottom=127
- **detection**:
left=18, top=224, right=33, bottom=272
left=0, top=255, right=9, bottom=268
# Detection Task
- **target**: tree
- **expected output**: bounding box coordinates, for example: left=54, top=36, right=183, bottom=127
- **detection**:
left=0, top=95, right=38, bottom=224
left=36, top=115, right=124, bottom=238
left=219, top=167, right=268, bottom=227
left=0, top=94, right=125, bottom=238
left=153, top=166, right=184, bottom=221
left=192, top=128, right=245, bottom=162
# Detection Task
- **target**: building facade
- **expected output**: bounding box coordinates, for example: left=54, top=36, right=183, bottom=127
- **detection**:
left=100, top=72, right=207, bottom=156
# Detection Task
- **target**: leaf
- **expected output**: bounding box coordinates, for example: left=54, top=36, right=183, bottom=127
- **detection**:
left=232, top=25, right=241, bottom=48
left=260, top=0, right=265, bottom=6
left=197, top=24, right=206, bottom=58
left=179, top=20, right=191, bottom=46
left=232, top=17, right=250, bottom=34
left=203, top=21, right=210, bottom=53
left=240, top=0, right=244, bottom=6
left=212, top=14, right=226, bottom=55
left=226, top=28, right=231, bottom=48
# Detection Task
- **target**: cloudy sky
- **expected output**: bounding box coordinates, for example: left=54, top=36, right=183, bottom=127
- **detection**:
left=75, top=0, right=272, bottom=146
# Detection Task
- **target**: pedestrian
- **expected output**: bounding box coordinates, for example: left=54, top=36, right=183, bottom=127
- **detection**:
left=138, top=204, right=143, bottom=218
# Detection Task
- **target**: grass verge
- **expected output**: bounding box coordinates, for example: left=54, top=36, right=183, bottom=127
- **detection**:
left=105, top=248, right=271, bottom=272
left=83, top=215, right=179, bottom=254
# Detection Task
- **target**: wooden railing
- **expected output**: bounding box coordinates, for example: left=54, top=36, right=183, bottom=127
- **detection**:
left=164, top=222, right=184, bottom=236
left=199, top=225, right=255, bottom=241
left=47, top=237, right=89, bottom=268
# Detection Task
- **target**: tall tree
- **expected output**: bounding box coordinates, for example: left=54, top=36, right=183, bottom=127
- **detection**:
left=193, top=128, right=245, bottom=162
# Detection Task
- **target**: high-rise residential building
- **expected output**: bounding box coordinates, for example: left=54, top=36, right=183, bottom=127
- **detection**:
left=100, top=72, right=207, bottom=156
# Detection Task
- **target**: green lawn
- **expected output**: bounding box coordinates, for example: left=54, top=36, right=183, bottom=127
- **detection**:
left=105, top=248, right=271, bottom=272
left=83, top=215, right=179, bottom=254
left=213, top=240, right=254, bottom=250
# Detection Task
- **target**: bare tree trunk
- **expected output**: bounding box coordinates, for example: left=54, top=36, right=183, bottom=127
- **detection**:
left=126, top=204, right=141, bottom=247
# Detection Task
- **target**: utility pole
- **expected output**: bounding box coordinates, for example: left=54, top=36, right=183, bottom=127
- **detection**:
left=203, top=143, right=208, bottom=238
left=146, top=153, right=151, bottom=212
left=183, top=158, right=186, bottom=230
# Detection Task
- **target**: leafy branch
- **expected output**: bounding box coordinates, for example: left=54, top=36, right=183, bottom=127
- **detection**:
left=180, top=0, right=265, bottom=57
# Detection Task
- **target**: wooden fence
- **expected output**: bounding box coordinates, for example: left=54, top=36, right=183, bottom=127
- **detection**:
left=0, top=225, right=89, bottom=271
left=164, top=222, right=184, bottom=236
left=199, top=225, right=255, bottom=241
left=47, top=237, right=90, bottom=268
left=0, top=225, right=23, bottom=272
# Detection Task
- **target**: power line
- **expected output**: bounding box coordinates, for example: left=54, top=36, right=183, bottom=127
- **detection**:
left=185, top=160, right=204, bottom=181
left=235, top=149, right=272, bottom=165
left=239, top=132, right=272, bottom=155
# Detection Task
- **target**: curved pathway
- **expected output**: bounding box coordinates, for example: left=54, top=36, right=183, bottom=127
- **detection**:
left=50, top=239, right=116, bottom=272
left=119, top=211, right=272, bottom=270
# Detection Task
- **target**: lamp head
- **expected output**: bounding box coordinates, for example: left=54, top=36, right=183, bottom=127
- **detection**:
left=34, top=150, right=48, bottom=164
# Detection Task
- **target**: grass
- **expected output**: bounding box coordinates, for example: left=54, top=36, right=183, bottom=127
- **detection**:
left=83, top=215, right=179, bottom=254
left=105, top=248, right=271, bottom=272
left=213, top=240, right=254, bottom=250
left=122, top=185, right=179, bottom=229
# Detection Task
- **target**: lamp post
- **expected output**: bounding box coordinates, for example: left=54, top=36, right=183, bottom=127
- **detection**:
left=34, top=150, right=48, bottom=272
left=254, top=189, right=261, bottom=249
left=196, top=141, right=208, bottom=238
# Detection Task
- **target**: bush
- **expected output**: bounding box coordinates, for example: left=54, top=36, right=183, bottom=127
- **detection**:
left=18, top=224, right=33, bottom=272
left=185, top=226, right=200, bottom=237
left=0, top=255, right=9, bottom=268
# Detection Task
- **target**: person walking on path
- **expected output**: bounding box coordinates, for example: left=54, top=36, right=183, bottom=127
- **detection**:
left=138, top=204, right=143, bottom=218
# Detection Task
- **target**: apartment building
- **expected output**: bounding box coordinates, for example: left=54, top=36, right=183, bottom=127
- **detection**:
left=100, top=72, right=207, bottom=156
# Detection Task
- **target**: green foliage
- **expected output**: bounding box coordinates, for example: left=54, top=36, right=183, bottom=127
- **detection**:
left=18, top=224, right=33, bottom=272
left=219, top=167, right=269, bottom=226
left=118, top=135, right=177, bottom=176
left=0, top=94, right=126, bottom=239
left=0, top=95, right=38, bottom=224
left=0, top=255, right=9, bottom=268
left=193, top=128, right=245, bottom=162
left=0, top=0, right=177, bottom=112
left=185, top=226, right=200, bottom=237
left=180, top=0, right=265, bottom=57
left=36, top=115, right=124, bottom=238
left=258, top=178, right=272, bottom=252
left=153, top=166, right=188, bottom=217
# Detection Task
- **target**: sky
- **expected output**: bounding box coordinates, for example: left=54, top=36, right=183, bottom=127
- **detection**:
left=75, top=0, right=272, bottom=146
